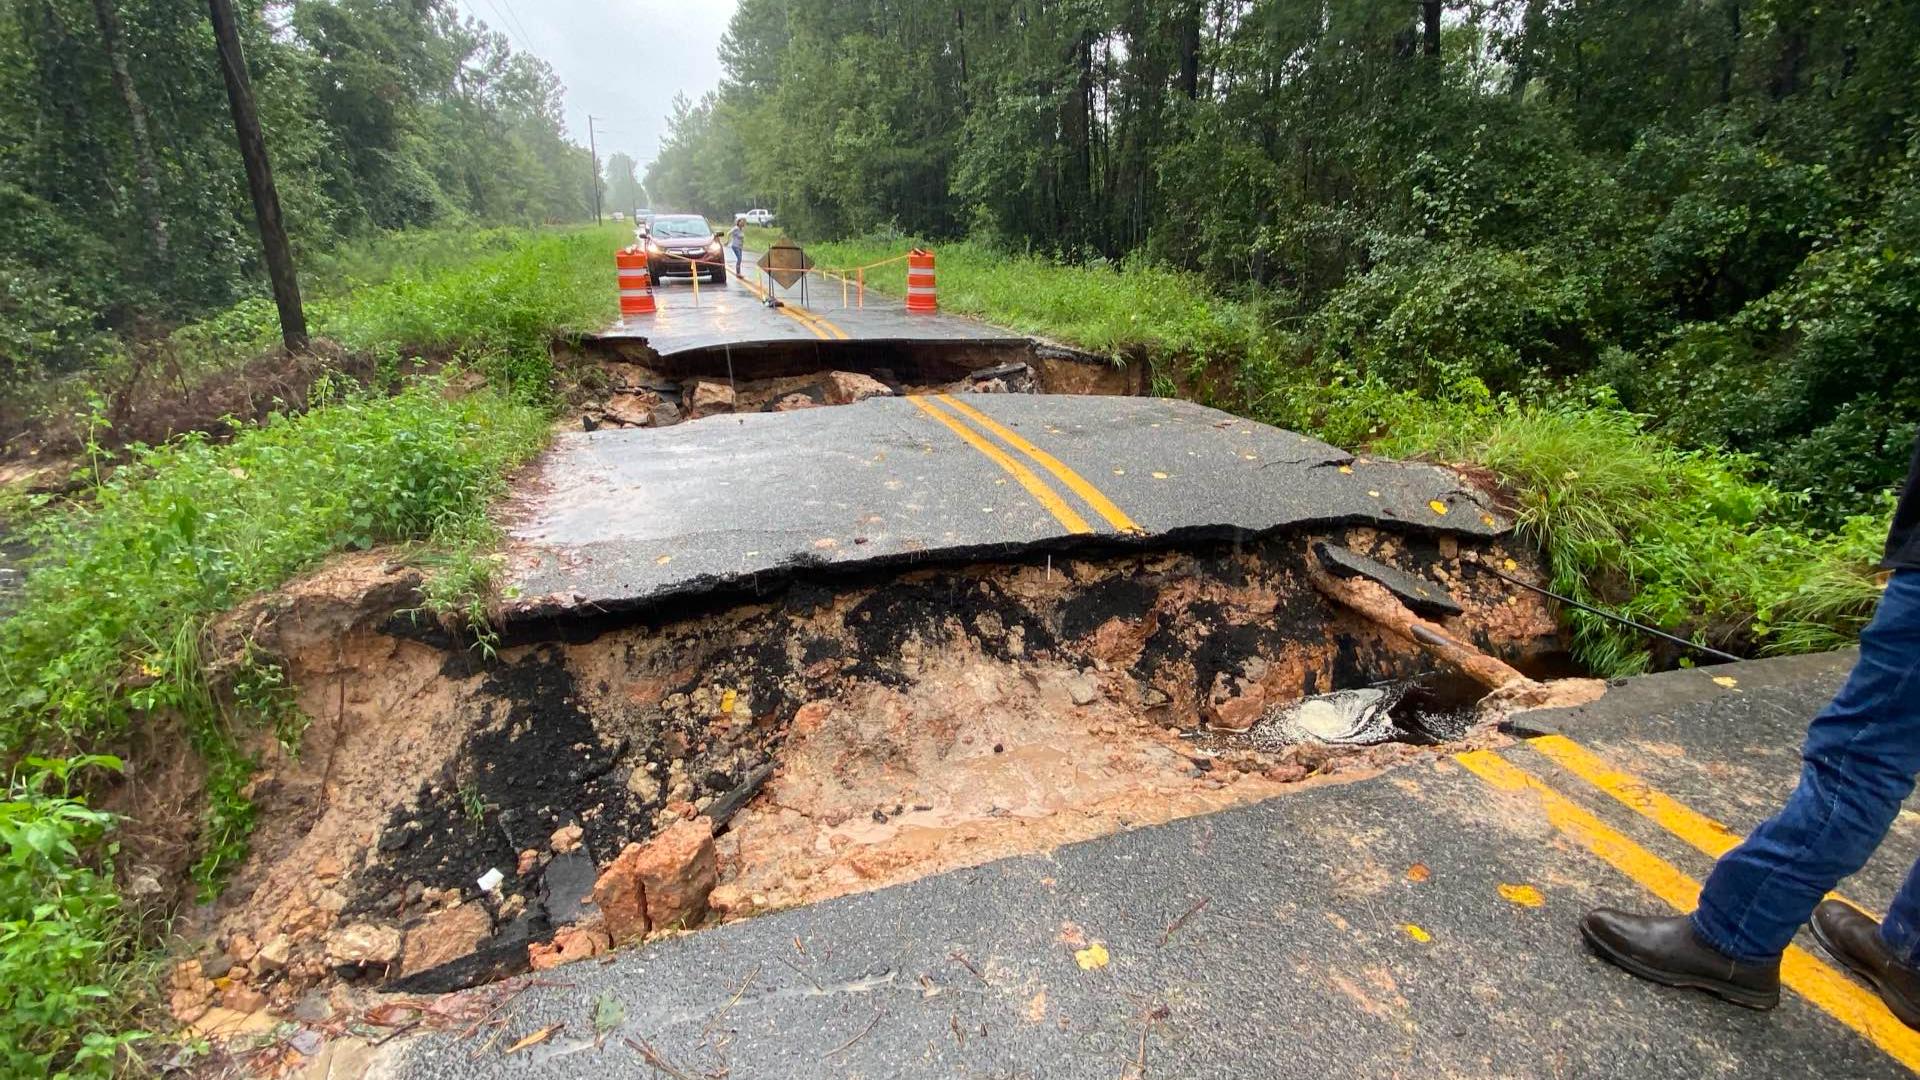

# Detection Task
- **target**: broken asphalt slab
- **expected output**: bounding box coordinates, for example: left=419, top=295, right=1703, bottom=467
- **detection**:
left=499, top=395, right=1505, bottom=623
left=377, top=650, right=1920, bottom=1079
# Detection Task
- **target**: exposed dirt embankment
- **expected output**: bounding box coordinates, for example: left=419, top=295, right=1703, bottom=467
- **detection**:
left=169, top=522, right=1576, bottom=1026
left=565, top=337, right=1136, bottom=433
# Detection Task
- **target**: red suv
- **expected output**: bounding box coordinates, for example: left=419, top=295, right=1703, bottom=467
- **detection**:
left=642, top=214, right=726, bottom=284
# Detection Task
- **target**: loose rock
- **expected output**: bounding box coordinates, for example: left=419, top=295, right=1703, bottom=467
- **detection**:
left=325, top=923, right=404, bottom=969
left=603, top=391, right=661, bottom=428
left=549, top=823, right=584, bottom=854
left=254, top=934, right=293, bottom=973
left=686, top=381, right=736, bottom=418
left=528, top=922, right=613, bottom=971
left=401, top=902, right=492, bottom=977
left=1065, top=675, right=1100, bottom=707
left=219, top=983, right=268, bottom=1014
left=591, top=816, right=718, bottom=942
left=1206, top=676, right=1267, bottom=732
left=823, top=371, right=892, bottom=405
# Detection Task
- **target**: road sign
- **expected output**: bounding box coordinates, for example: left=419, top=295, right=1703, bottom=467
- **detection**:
left=758, top=237, right=813, bottom=290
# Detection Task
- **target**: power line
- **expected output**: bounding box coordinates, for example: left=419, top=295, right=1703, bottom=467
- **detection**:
left=493, top=0, right=539, bottom=54
left=478, top=0, right=529, bottom=54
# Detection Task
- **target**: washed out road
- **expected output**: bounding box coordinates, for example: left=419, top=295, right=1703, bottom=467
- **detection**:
left=371, top=651, right=1920, bottom=1078
left=499, top=394, right=1503, bottom=622
left=408, top=254, right=1920, bottom=1079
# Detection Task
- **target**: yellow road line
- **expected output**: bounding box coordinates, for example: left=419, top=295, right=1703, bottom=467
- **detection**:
left=1529, top=734, right=1873, bottom=916
left=1457, top=749, right=1920, bottom=1071
left=905, top=396, right=1092, bottom=535
left=1530, top=735, right=1747, bottom=859
left=728, top=266, right=833, bottom=340
left=934, top=395, right=1143, bottom=535
left=787, top=301, right=850, bottom=340
left=730, top=264, right=849, bottom=339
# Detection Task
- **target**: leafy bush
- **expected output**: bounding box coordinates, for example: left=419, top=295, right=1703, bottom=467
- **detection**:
left=1311, top=239, right=1600, bottom=396
left=322, top=225, right=620, bottom=401
left=1, top=755, right=145, bottom=1078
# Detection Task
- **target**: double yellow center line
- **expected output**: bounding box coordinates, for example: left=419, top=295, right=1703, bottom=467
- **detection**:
left=906, top=394, right=1143, bottom=536
left=1458, top=738, right=1920, bottom=1069
left=730, top=265, right=848, bottom=340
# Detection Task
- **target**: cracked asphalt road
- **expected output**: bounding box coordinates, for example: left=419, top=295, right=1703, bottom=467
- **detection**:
left=367, top=650, right=1920, bottom=1079
left=500, top=394, right=1504, bottom=622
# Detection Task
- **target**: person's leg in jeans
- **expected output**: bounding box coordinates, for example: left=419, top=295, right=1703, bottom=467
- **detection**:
left=1580, top=571, right=1920, bottom=1012
left=1691, top=571, right=1920, bottom=959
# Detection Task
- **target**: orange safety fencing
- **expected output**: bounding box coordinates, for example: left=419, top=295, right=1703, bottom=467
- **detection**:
left=617, top=242, right=936, bottom=315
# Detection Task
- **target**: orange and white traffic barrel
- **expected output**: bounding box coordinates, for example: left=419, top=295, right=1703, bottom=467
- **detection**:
left=617, top=247, right=656, bottom=319
left=906, top=248, right=937, bottom=313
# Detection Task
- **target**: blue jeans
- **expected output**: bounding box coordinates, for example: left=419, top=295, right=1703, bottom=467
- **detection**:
left=732, top=245, right=744, bottom=275
left=1693, top=571, right=1920, bottom=963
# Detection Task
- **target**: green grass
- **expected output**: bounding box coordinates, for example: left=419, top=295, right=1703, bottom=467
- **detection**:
left=1358, top=392, right=1888, bottom=673
left=800, top=238, right=1258, bottom=359
left=0, top=222, right=628, bottom=1075
left=319, top=224, right=622, bottom=400
left=801, top=235, right=1889, bottom=676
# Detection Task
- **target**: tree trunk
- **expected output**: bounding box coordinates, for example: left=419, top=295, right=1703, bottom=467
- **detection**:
left=953, top=5, right=968, bottom=106
left=91, top=0, right=168, bottom=260
left=1770, top=18, right=1809, bottom=99
left=1720, top=2, right=1741, bottom=104
left=207, top=0, right=307, bottom=352
left=1422, top=0, right=1441, bottom=58
left=1178, top=0, right=1202, bottom=99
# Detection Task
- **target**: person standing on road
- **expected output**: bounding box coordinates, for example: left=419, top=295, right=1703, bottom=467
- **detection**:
left=1582, top=431, right=1920, bottom=1024
left=729, top=217, right=746, bottom=278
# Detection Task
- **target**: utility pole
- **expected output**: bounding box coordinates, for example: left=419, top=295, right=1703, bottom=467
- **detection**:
left=207, top=0, right=307, bottom=351
left=587, top=114, right=603, bottom=225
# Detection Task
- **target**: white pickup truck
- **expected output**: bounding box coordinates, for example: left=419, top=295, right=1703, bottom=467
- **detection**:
left=739, top=208, right=775, bottom=226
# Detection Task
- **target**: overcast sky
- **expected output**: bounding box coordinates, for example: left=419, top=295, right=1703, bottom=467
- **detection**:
left=451, top=0, right=739, bottom=172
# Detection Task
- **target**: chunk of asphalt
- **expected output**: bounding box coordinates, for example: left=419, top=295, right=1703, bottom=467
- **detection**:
left=1313, top=541, right=1463, bottom=619
left=707, top=761, right=777, bottom=832
left=541, top=851, right=599, bottom=926
left=383, top=907, right=552, bottom=995
left=966, top=361, right=1035, bottom=389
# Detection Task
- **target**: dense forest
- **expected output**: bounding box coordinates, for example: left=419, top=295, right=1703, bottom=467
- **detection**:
left=0, top=0, right=597, bottom=385
left=649, top=0, right=1920, bottom=525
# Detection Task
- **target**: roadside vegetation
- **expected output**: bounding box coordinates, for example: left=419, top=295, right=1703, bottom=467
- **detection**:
left=0, top=223, right=620, bottom=1074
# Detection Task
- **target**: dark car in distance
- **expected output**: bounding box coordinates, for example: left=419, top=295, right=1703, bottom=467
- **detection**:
left=642, top=214, right=726, bottom=284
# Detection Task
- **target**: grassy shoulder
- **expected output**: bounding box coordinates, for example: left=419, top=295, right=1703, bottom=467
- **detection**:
left=797, top=235, right=1890, bottom=676
left=0, top=223, right=625, bottom=1074
left=803, top=238, right=1253, bottom=358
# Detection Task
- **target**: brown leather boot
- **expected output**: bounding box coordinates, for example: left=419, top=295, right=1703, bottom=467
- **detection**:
left=1580, top=908, right=1781, bottom=1009
left=1810, top=899, right=1920, bottom=1030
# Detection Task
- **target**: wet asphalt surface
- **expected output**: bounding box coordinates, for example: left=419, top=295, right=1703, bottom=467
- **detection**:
left=382, top=650, right=1920, bottom=1079
left=499, top=395, right=1504, bottom=622
left=593, top=254, right=1027, bottom=356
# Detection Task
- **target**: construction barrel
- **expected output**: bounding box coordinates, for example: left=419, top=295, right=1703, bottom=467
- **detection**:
left=906, top=248, right=937, bottom=313
left=617, top=247, right=656, bottom=318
